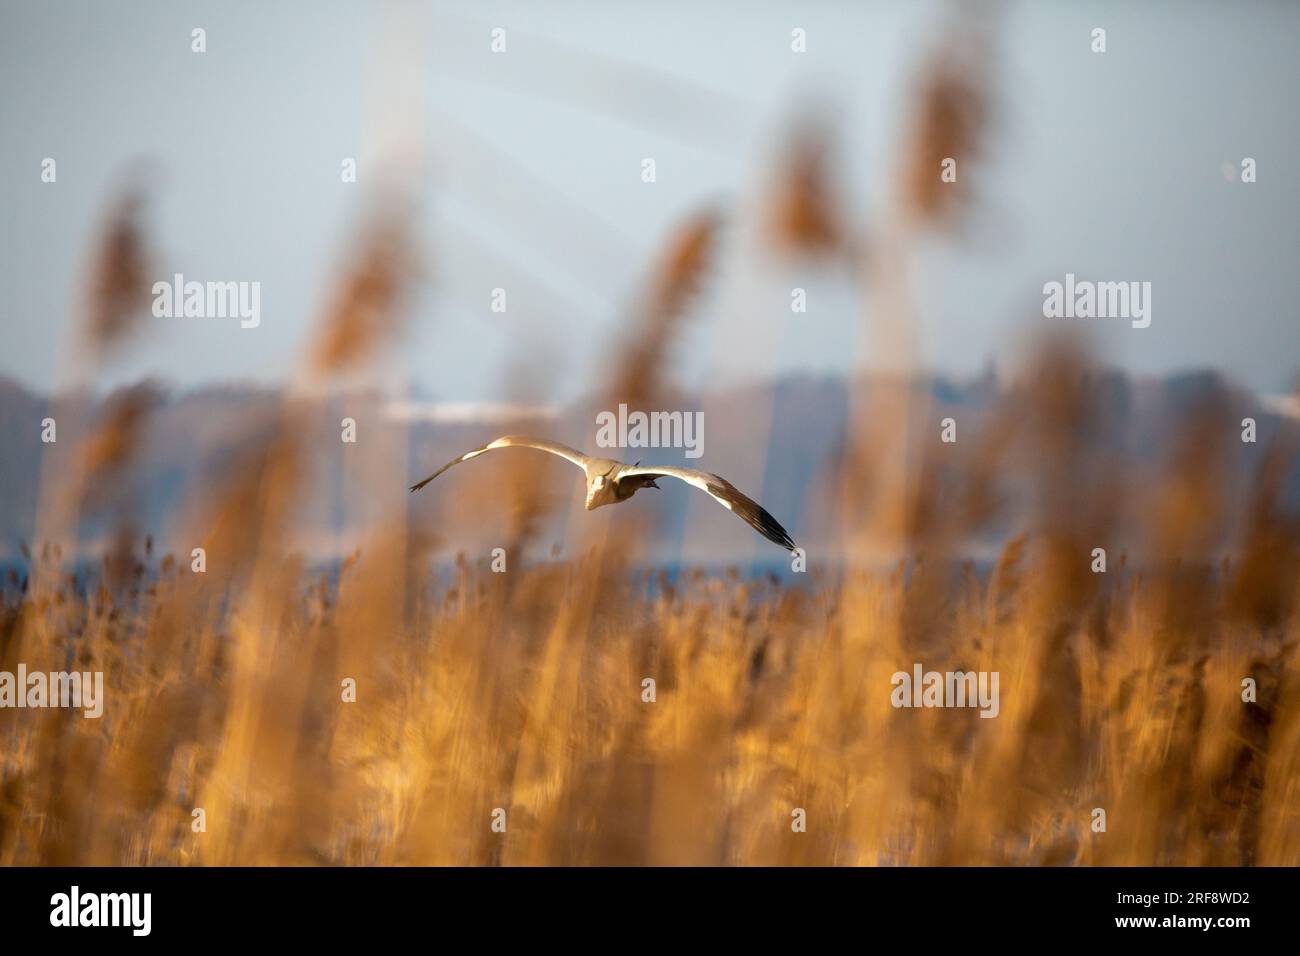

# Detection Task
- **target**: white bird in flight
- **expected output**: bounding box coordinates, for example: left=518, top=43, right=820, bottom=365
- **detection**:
left=409, top=435, right=797, bottom=551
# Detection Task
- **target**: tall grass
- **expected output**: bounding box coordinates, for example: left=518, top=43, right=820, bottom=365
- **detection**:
left=3, top=454, right=1296, bottom=865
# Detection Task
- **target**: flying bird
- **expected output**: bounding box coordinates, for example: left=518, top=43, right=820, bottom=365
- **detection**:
left=409, top=435, right=797, bottom=551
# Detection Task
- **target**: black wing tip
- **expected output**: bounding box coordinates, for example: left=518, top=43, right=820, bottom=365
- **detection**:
left=710, top=478, right=797, bottom=552
left=759, top=511, right=798, bottom=552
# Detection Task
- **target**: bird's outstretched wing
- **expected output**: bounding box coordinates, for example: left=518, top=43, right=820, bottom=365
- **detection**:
left=409, top=436, right=590, bottom=492
left=617, top=465, right=797, bottom=551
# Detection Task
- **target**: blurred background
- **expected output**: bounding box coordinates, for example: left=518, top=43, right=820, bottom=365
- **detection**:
left=0, top=0, right=1298, bottom=866
left=1, top=0, right=1297, bottom=563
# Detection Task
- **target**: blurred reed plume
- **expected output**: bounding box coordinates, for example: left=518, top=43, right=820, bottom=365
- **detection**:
left=80, top=184, right=154, bottom=363
left=608, top=208, right=720, bottom=411
left=308, top=204, right=419, bottom=377
left=73, top=383, right=162, bottom=512
left=765, top=124, right=849, bottom=259
left=899, top=2, right=997, bottom=231
left=838, top=0, right=1000, bottom=556
left=25, top=174, right=160, bottom=601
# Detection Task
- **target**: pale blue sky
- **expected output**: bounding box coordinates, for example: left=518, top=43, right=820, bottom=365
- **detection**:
left=1, top=0, right=1297, bottom=400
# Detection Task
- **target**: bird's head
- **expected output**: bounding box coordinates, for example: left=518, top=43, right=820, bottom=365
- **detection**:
left=585, top=474, right=612, bottom=510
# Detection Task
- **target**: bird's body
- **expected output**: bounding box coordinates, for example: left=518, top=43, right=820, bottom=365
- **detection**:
left=410, top=435, right=797, bottom=551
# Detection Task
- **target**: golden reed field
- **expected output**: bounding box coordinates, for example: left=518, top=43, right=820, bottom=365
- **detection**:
left=2, top=9, right=1298, bottom=868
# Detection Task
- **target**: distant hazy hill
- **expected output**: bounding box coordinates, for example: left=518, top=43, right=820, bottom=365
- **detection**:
left=0, top=370, right=1295, bottom=563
